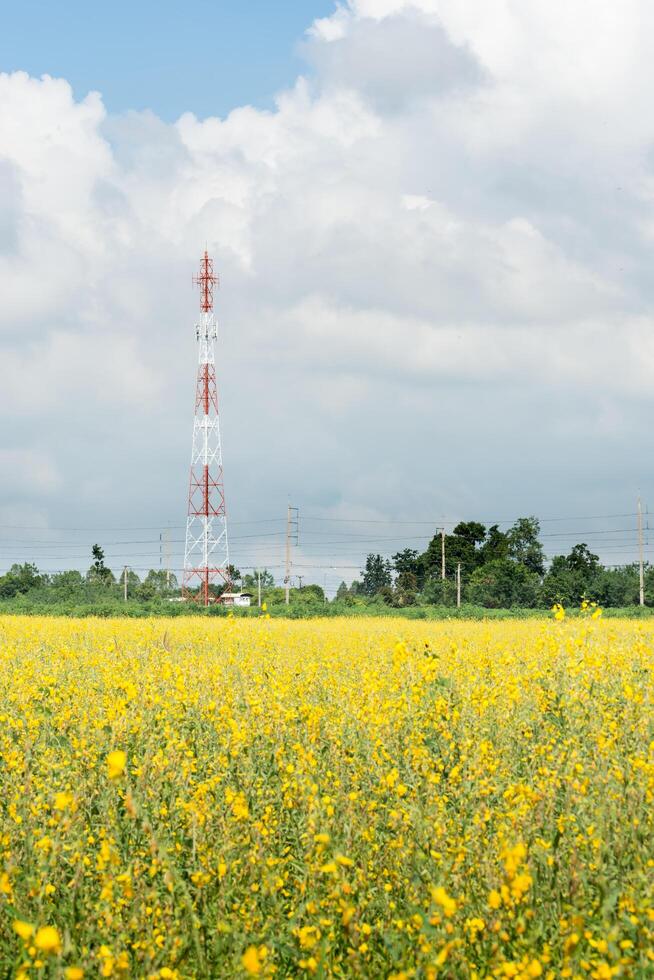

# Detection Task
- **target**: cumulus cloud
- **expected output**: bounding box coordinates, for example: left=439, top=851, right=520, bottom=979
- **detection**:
left=1, top=1, right=653, bottom=580
left=303, top=10, right=484, bottom=112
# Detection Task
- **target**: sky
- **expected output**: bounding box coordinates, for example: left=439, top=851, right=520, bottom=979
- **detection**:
left=0, top=0, right=335, bottom=120
left=1, top=0, right=653, bottom=591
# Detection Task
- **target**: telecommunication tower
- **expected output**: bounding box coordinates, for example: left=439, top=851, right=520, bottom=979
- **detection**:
left=182, top=251, right=230, bottom=604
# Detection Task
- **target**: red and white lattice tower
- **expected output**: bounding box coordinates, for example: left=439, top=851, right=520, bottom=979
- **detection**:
left=182, top=251, right=231, bottom=605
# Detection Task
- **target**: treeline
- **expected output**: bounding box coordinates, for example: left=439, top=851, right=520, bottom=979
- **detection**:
left=338, top=517, right=652, bottom=608
left=0, top=520, right=650, bottom=614
left=0, top=546, right=328, bottom=614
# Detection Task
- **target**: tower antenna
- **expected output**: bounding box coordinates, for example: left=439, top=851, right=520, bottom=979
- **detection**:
left=183, top=251, right=231, bottom=605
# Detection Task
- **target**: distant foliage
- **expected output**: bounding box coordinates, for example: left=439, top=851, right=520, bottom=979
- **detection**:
left=0, top=520, right=651, bottom=612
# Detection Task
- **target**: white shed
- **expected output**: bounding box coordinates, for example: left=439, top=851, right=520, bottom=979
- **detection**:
left=220, top=592, right=253, bottom=607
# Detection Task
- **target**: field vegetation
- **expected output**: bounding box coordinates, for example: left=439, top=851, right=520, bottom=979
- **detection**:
left=0, top=614, right=653, bottom=977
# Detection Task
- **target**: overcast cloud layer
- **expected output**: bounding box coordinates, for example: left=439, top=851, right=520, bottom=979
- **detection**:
left=1, top=0, right=653, bottom=582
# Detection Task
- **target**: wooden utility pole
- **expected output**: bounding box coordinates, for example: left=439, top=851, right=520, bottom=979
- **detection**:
left=257, top=569, right=261, bottom=609
left=285, top=506, right=291, bottom=605
left=284, top=504, right=299, bottom=605
left=456, top=562, right=461, bottom=607
left=123, top=565, right=129, bottom=602
left=163, top=528, right=171, bottom=588
left=441, top=528, right=446, bottom=580
left=638, top=494, right=645, bottom=606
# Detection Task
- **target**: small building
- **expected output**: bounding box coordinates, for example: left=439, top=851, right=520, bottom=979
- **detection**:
left=219, top=591, right=253, bottom=607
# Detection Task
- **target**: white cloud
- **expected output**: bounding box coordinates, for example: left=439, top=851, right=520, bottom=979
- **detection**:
left=1, top=1, right=654, bottom=578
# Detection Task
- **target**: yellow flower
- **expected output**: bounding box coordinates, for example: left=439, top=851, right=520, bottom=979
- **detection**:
left=34, top=925, right=62, bottom=954
left=488, top=889, right=502, bottom=910
left=503, top=842, right=527, bottom=877
left=241, top=945, right=264, bottom=975
left=431, top=885, right=457, bottom=917
left=296, top=925, right=321, bottom=949
left=65, top=969, right=85, bottom=980
left=106, top=749, right=127, bottom=780
left=54, top=791, right=73, bottom=811
left=13, top=920, right=34, bottom=941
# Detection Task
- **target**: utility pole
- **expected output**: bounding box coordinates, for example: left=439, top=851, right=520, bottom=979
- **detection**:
left=638, top=494, right=645, bottom=607
left=441, top=528, right=446, bottom=580
left=257, top=569, right=261, bottom=609
left=284, top=504, right=299, bottom=605
left=456, top=562, right=461, bottom=607
left=123, top=565, right=129, bottom=602
left=163, top=528, right=172, bottom=589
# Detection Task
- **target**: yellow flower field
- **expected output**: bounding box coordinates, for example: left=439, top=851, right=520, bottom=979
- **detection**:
left=0, top=615, right=653, bottom=978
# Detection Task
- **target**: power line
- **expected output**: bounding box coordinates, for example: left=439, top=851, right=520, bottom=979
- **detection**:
left=299, top=512, right=639, bottom=526
left=0, top=519, right=283, bottom=532
left=0, top=511, right=639, bottom=533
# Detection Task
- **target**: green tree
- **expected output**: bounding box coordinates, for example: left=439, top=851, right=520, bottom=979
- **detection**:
left=467, top=559, right=540, bottom=608
left=593, top=566, right=640, bottom=607
left=542, top=543, right=601, bottom=605
left=87, top=545, right=114, bottom=585
left=395, top=570, right=418, bottom=606
left=0, top=563, right=45, bottom=598
left=480, top=524, right=509, bottom=563
left=242, top=569, right=275, bottom=592
left=421, top=577, right=457, bottom=606
left=506, top=517, right=545, bottom=575
left=392, top=549, right=420, bottom=578
left=47, top=570, right=85, bottom=602
left=420, top=523, right=488, bottom=580
left=120, top=569, right=141, bottom=599
left=362, top=554, right=393, bottom=596
left=334, top=581, right=355, bottom=606
left=566, top=543, right=600, bottom=575
left=141, top=569, right=178, bottom=596
left=291, top=584, right=325, bottom=604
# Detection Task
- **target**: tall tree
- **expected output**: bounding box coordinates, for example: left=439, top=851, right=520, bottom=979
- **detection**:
left=542, top=543, right=601, bottom=605
left=392, top=549, right=420, bottom=578
left=566, top=543, right=600, bottom=575
left=506, top=517, right=545, bottom=576
left=420, top=523, right=487, bottom=579
left=362, top=554, right=393, bottom=596
left=480, top=524, right=509, bottom=563
left=88, top=545, right=113, bottom=585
